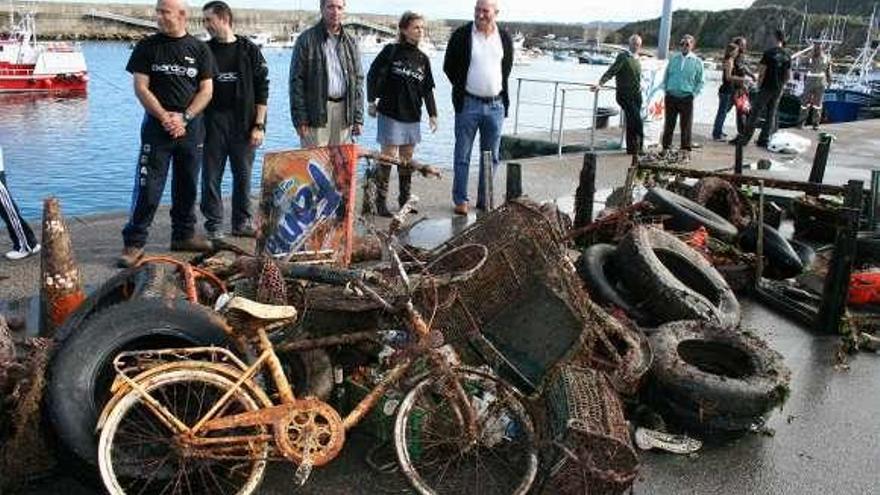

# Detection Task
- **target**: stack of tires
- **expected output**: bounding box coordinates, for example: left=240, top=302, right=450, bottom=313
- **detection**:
left=575, top=185, right=793, bottom=434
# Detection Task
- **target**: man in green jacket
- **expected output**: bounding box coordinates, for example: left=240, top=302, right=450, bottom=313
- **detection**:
left=662, top=34, right=704, bottom=156
left=597, top=34, right=643, bottom=155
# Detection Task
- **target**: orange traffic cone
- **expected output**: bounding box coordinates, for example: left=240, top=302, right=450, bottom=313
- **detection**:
left=39, top=197, right=85, bottom=337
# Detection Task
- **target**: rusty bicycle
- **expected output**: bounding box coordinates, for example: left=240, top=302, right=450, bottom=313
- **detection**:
left=95, top=220, right=538, bottom=495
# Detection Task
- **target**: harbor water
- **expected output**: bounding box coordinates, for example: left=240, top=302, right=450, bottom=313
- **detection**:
left=0, top=41, right=727, bottom=219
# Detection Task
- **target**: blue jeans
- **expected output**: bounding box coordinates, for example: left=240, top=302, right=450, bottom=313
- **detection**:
left=712, top=90, right=734, bottom=139
left=453, top=95, right=504, bottom=208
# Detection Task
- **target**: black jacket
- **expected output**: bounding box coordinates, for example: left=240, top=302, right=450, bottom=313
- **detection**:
left=289, top=20, right=364, bottom=128
left=206, top=36, right=269, bottom=138
left=443, top=22, right=514, bottom=117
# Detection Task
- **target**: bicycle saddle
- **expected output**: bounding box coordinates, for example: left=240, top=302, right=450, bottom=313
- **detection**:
left=218, top=294, right=298, bottom=322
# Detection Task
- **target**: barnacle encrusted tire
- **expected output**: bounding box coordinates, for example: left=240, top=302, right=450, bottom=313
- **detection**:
left=615, top=226, right=741, bottom=328
left=645, top=187, right=739, bottom=241
left=575, top=243, right=652, bottom=325
left=48, top=298, right=230, bottom=468
left=739, top=221, right=804, bottom=279
left=649, top=320, right=791, bottom=429
left=690, top=177, right=753, bottom=229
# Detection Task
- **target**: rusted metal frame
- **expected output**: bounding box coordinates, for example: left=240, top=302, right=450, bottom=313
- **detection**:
left=187, top=433, right=274, bottom=447
left=342, top=358, right=414, bottom=430
left=199, top=404, right=290, bottom=433
left=137, top=256, right=227, bottom=301
left=274, top=331, right=383, bottom=353
left=114, top=367, right=192, bottom=435
left=428, top=351, right=479, bottom=441
left=257, top=328, right=297, bottom=404
left=191, top=350, right=273, bottom=433
left=358, top=150, right=441, bottom=178
left=637, top=164, right=851, bottom=196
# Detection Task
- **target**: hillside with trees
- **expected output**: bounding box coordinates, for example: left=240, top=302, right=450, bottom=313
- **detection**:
left=609, top=3, right=875, bottom=54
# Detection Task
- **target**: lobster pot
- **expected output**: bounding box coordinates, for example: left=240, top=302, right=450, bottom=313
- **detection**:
left=421, top=199, right=606, bottom=396
left=539, top=365, right=638, bottom=495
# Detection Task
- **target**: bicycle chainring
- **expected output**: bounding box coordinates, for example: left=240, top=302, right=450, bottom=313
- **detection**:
left=274, top=399, right=345, bottom=467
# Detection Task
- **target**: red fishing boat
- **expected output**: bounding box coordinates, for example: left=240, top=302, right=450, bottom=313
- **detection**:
left=0, top=10, right=88, bottom=93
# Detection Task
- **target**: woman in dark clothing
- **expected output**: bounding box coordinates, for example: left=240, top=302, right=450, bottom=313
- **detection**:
left=712, top=43, right=741, bottom=140
left=367, top=11, right=438, bottom=216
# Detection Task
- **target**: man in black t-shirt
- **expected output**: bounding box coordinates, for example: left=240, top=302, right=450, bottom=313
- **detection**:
left=118, top=0, right=215, bottom=268
left=200, top=1, right=269, bottom=241
left=734, top=29, right=791, bottom=148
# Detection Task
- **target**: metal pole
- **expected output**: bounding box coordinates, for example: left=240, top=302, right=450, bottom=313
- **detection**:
left=591, top=88, right=599, bottom=149
left=513, top=78, right=523, bottom=135
left=870, top=170, right=880, bottom=230
left=549, top=82, right=559, bottom=139
left=658, top=0, right=674, bottom=60
left=558, top=89, right=567, bottom=157
left=756, top=180, right=765, bottom=284
left=482, top=150, right=495, bottom=210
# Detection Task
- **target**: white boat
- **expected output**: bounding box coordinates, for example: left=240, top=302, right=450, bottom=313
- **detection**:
left=246, top=32, right=272, bottom=48
left=358, top=34, right=391, bottom=55
left=264, top=32, right=298, bottom=49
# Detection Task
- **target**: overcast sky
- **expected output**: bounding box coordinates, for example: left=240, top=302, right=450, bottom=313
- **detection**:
left=51, top=0, right=755, bottom=23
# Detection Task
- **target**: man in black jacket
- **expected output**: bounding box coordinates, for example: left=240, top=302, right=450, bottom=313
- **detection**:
left=200, top=1, right=268, bottom=240
left=289, top=0, right=363, bottom=147
left=443, top=0, right=513, bottom=215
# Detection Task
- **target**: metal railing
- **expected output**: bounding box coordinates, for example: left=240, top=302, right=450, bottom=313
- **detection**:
left=511, top=77, right=624, bottom=156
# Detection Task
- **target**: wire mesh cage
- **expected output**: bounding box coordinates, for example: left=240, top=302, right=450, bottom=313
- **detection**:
left=421, top=198, right=617, bottom=396
left=538, top=364, right=638, bottom=495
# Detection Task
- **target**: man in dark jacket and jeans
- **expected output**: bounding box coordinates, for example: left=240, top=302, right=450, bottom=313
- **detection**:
left=289, top=0, right=363, bottom=147
left=443, top=0, right=513, bottom=215
left=200, top=1, right=268, bottom=240
left=597, top=34, right=643, bottom=155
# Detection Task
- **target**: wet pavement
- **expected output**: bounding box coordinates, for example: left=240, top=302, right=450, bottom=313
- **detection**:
left=2, top=124, right=880, bottom=494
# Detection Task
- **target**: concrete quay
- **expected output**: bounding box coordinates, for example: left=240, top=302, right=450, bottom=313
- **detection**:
left=2, top=120, right=879, bottom=494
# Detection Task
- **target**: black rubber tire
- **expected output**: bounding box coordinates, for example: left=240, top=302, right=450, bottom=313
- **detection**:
left=575, top=243, right=652, bottom=325
left=788, top=238, right=816, bottom=269
left=690, top=177, right=753, bottom=229
left=654, top=394, right=762, bottom=433
left=646, top=187, right=739, bottom=241
left=47, top=298, right=231, bottom=468
left=856, top=232, right=880, bottom=265
left=649, top=320, right=790, bottom=421
left=53, top=264, right=160, bottom=343
left=739, top=222, right=804, bottom=279
left=615, top=226, right=741, bottom=328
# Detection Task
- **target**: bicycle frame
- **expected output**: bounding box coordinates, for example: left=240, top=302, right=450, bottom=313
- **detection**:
left=100, top=299, right=478, bottom=468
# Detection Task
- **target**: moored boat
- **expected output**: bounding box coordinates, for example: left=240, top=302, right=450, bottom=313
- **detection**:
left=0, top=11, right=87, bottom=93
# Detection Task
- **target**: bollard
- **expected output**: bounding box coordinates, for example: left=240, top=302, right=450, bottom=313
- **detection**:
left=506, top=162, right=523, bottom=202
left=734, top=139, right=744, bottom=175
left=40, top=197, right=85, bottom=338
left=756, top=181, right=765, bottom=284
left=808, top=133, right=833, bottom=184
left=573, top=153, right=597, bottom=244
left=482, top=150, right=494, bottom=210
left=870, top=170, right=880, bottom=231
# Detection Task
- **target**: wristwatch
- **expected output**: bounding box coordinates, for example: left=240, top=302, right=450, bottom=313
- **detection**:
left=253, top=122, right=266, bottom=131
left=183, top=111, right=193, bottom=124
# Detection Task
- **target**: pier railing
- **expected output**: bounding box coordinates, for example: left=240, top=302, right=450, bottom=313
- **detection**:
left=511, top=77, right=624, bottom=156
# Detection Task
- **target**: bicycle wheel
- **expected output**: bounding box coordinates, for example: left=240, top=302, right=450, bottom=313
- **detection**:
left=394, top=368, right=538, bottom=495
left=98, top=369, right=268, bottom=495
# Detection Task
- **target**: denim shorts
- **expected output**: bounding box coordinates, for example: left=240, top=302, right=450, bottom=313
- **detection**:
left=377, top=113, right=421, bottom=146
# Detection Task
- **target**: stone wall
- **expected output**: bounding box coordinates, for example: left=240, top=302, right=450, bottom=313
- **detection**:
left=12, top=1, right=450, bottom=41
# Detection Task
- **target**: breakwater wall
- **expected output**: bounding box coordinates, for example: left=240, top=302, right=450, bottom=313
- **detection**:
left=13, top=1, right=451, bottom=40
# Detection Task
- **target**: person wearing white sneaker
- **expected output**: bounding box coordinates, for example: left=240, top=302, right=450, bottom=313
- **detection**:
left=0, top=146, right=40, bottom=261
